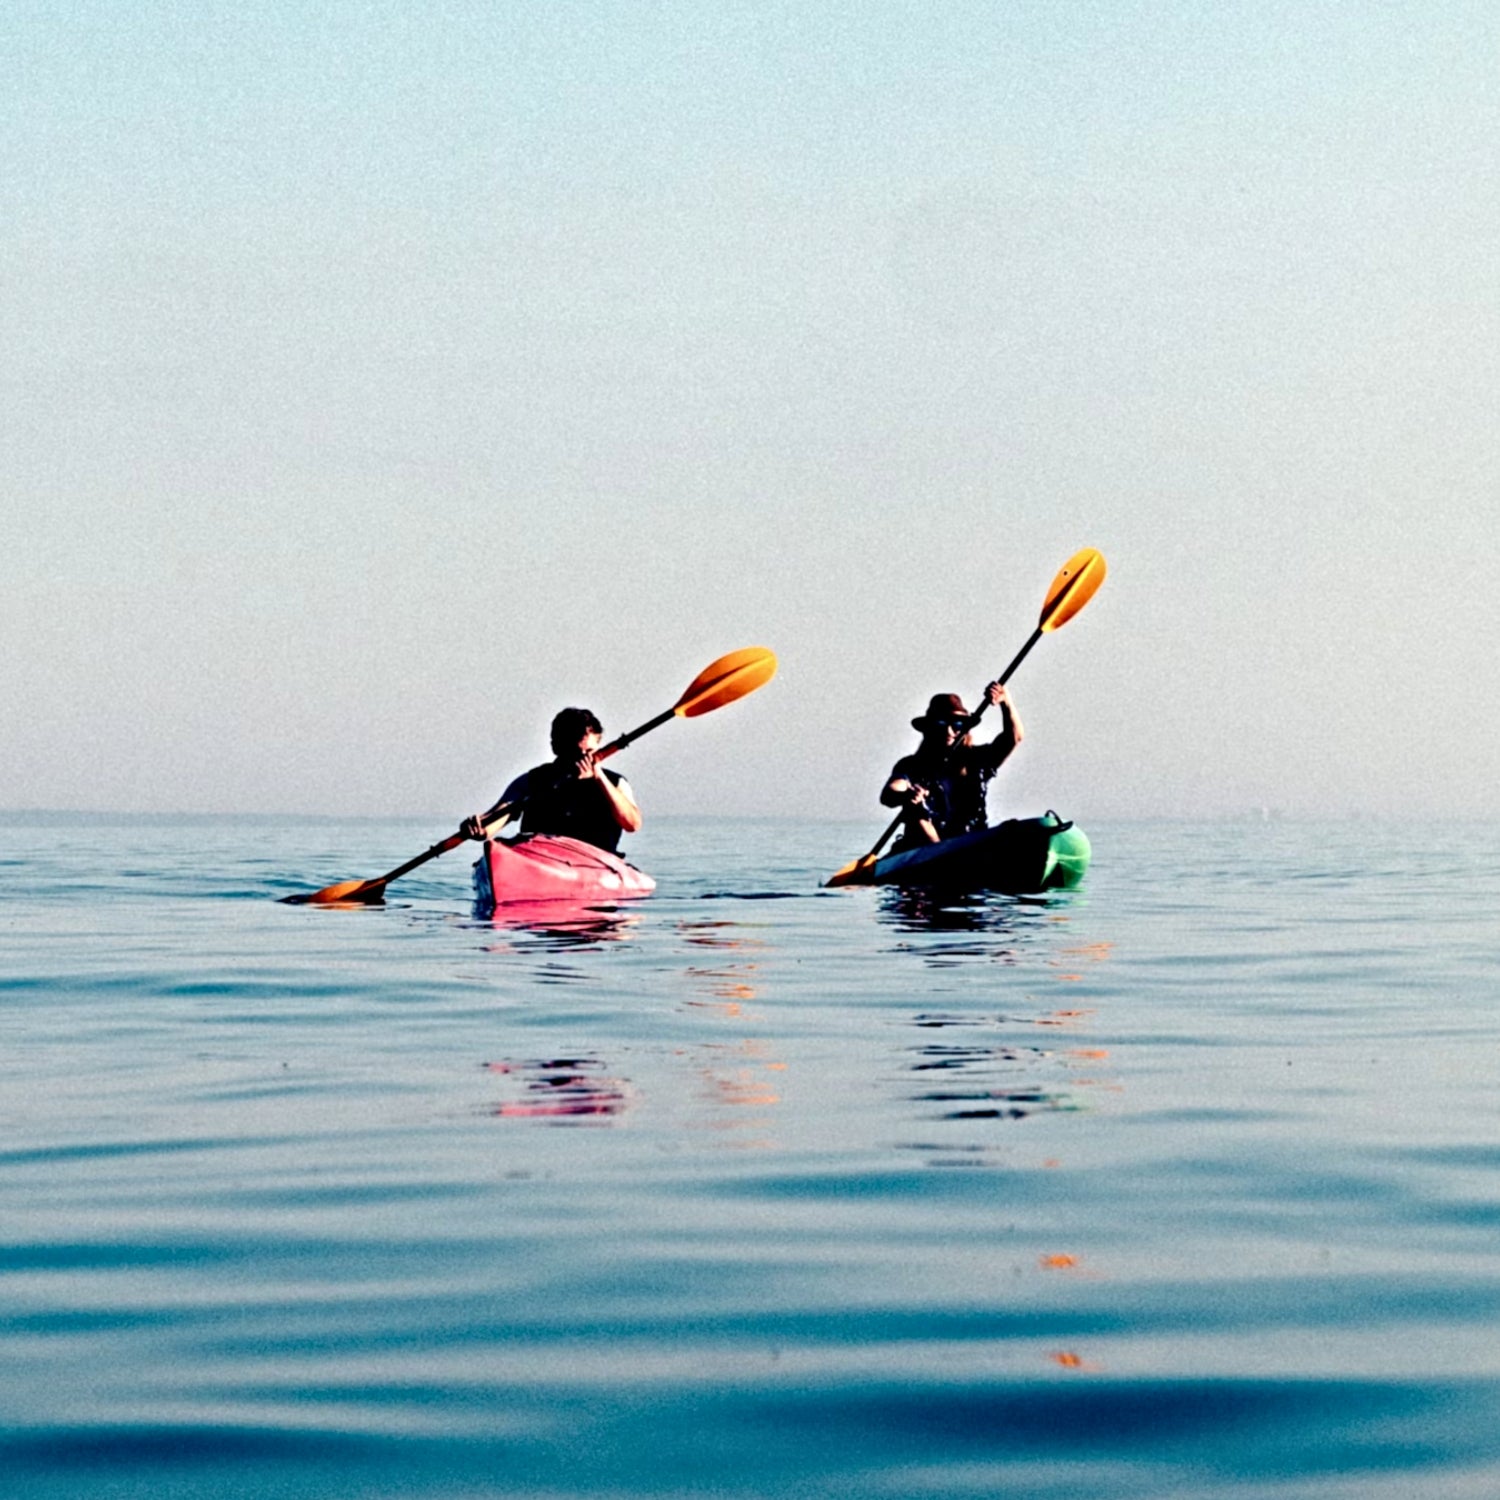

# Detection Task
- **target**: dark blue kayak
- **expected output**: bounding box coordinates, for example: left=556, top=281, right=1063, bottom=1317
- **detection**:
left=866, top=812, right=1090, bottom=892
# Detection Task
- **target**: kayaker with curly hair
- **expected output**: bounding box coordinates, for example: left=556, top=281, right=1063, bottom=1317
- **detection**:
left=880, top=683, right=1022, bottom=851
left=462, top=707, right=642, bottom=854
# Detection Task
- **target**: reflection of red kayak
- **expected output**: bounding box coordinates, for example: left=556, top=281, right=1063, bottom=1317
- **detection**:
left=472, top=834, right=656, bottom=910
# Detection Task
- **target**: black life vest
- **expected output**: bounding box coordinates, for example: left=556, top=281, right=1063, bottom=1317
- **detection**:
left=516, top=765, right=631, bottom=853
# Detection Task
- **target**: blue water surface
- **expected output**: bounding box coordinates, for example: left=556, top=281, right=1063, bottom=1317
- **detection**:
left=4, top=812, right=1500, bottom=1498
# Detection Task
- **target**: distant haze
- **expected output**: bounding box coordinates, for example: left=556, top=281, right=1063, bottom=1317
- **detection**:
left=7, top=3, right=1497, bottom=824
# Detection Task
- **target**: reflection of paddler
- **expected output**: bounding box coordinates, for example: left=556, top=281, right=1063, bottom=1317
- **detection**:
left=484, top=1057, right=633, bottom=1119
left=880, top=684, right=1022, bottom=851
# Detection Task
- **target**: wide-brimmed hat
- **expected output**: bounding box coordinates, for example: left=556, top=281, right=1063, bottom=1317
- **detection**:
left=912, top=693, right=969, bottom=731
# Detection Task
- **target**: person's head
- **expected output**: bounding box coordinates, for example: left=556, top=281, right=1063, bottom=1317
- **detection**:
left=550, top=707, right=603, bottom=757
left=911, top=693, right=971, bottom=747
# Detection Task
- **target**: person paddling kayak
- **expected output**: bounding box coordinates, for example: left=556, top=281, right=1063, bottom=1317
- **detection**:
left=462, top=707, right=643, bottom=854
left=880, top=684, right=1022, bottom=851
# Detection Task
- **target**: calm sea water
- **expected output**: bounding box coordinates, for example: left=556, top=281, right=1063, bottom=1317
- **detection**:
left=4, top=812, right=1500, bottom=1498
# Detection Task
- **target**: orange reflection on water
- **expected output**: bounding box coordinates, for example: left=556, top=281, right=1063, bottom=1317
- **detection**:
left=1049, top=940, right=1115, bottom=982
left=1062, top=1047, right=1122, bottom=1094
left=685, top=964, right=761, bottom=1001
left=683, top=968, right=761, bottom=1020
left=1039, top=1252, right=1101, bottom=1278
left=1034, top=1009, right=1095, bottom=1028
left=685, top=999, right=745, bottom=1019
left=678, top=922, right=769, bottom=1016
left=1050, top=1351, right=1100, bottom=1371
left=676, top=919, right=769, bottom=952
left=1061, top=940, right=1115, bottom=962
left=691, top=1038, right=786, bottom=1147
left=707, top=1068, right=781, bottom=1109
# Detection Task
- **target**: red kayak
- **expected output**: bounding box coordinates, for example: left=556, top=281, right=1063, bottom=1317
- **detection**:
left=472, top=834, right=655, bottom=911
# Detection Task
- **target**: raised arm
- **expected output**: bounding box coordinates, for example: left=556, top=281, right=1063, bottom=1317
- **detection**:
left=975, top=682, right=1023, bottom=768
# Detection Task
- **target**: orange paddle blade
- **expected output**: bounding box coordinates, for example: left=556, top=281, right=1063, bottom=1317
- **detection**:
left=675, top=647, right=778, bottom=718
left=823, top=855, right=877, bottom=888
left=281, top=878, right=386, bottom=906
left=1039, top=548, right=1106, bottom=632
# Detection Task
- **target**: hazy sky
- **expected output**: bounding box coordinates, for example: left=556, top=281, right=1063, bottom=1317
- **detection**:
left=7, top=1, right=1498, bottom=822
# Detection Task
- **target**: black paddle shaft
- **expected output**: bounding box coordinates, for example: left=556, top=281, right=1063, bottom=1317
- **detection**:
left=599, top=707, right=675, bottom=757
left=959, top=626, right=1041, bottom=736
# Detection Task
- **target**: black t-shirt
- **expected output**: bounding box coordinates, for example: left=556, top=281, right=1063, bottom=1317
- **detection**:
left=885, top=733, right=1016, bottom=849
left=500, top=764, right=634, bottom=853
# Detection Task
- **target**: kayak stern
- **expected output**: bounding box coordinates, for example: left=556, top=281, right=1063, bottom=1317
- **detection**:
left=474, top=834, right=656, bottom=913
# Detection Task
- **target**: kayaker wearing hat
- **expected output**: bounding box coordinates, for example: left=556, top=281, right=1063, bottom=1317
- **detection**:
left=880, top=683, right=1022, bottom=851
left=461, top=707, right=642, bottom=854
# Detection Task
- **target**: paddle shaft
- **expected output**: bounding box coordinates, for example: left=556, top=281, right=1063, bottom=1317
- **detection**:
left=362, top=830, right=470, bottom=891
left=599, top=707, right=675, bottom=756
